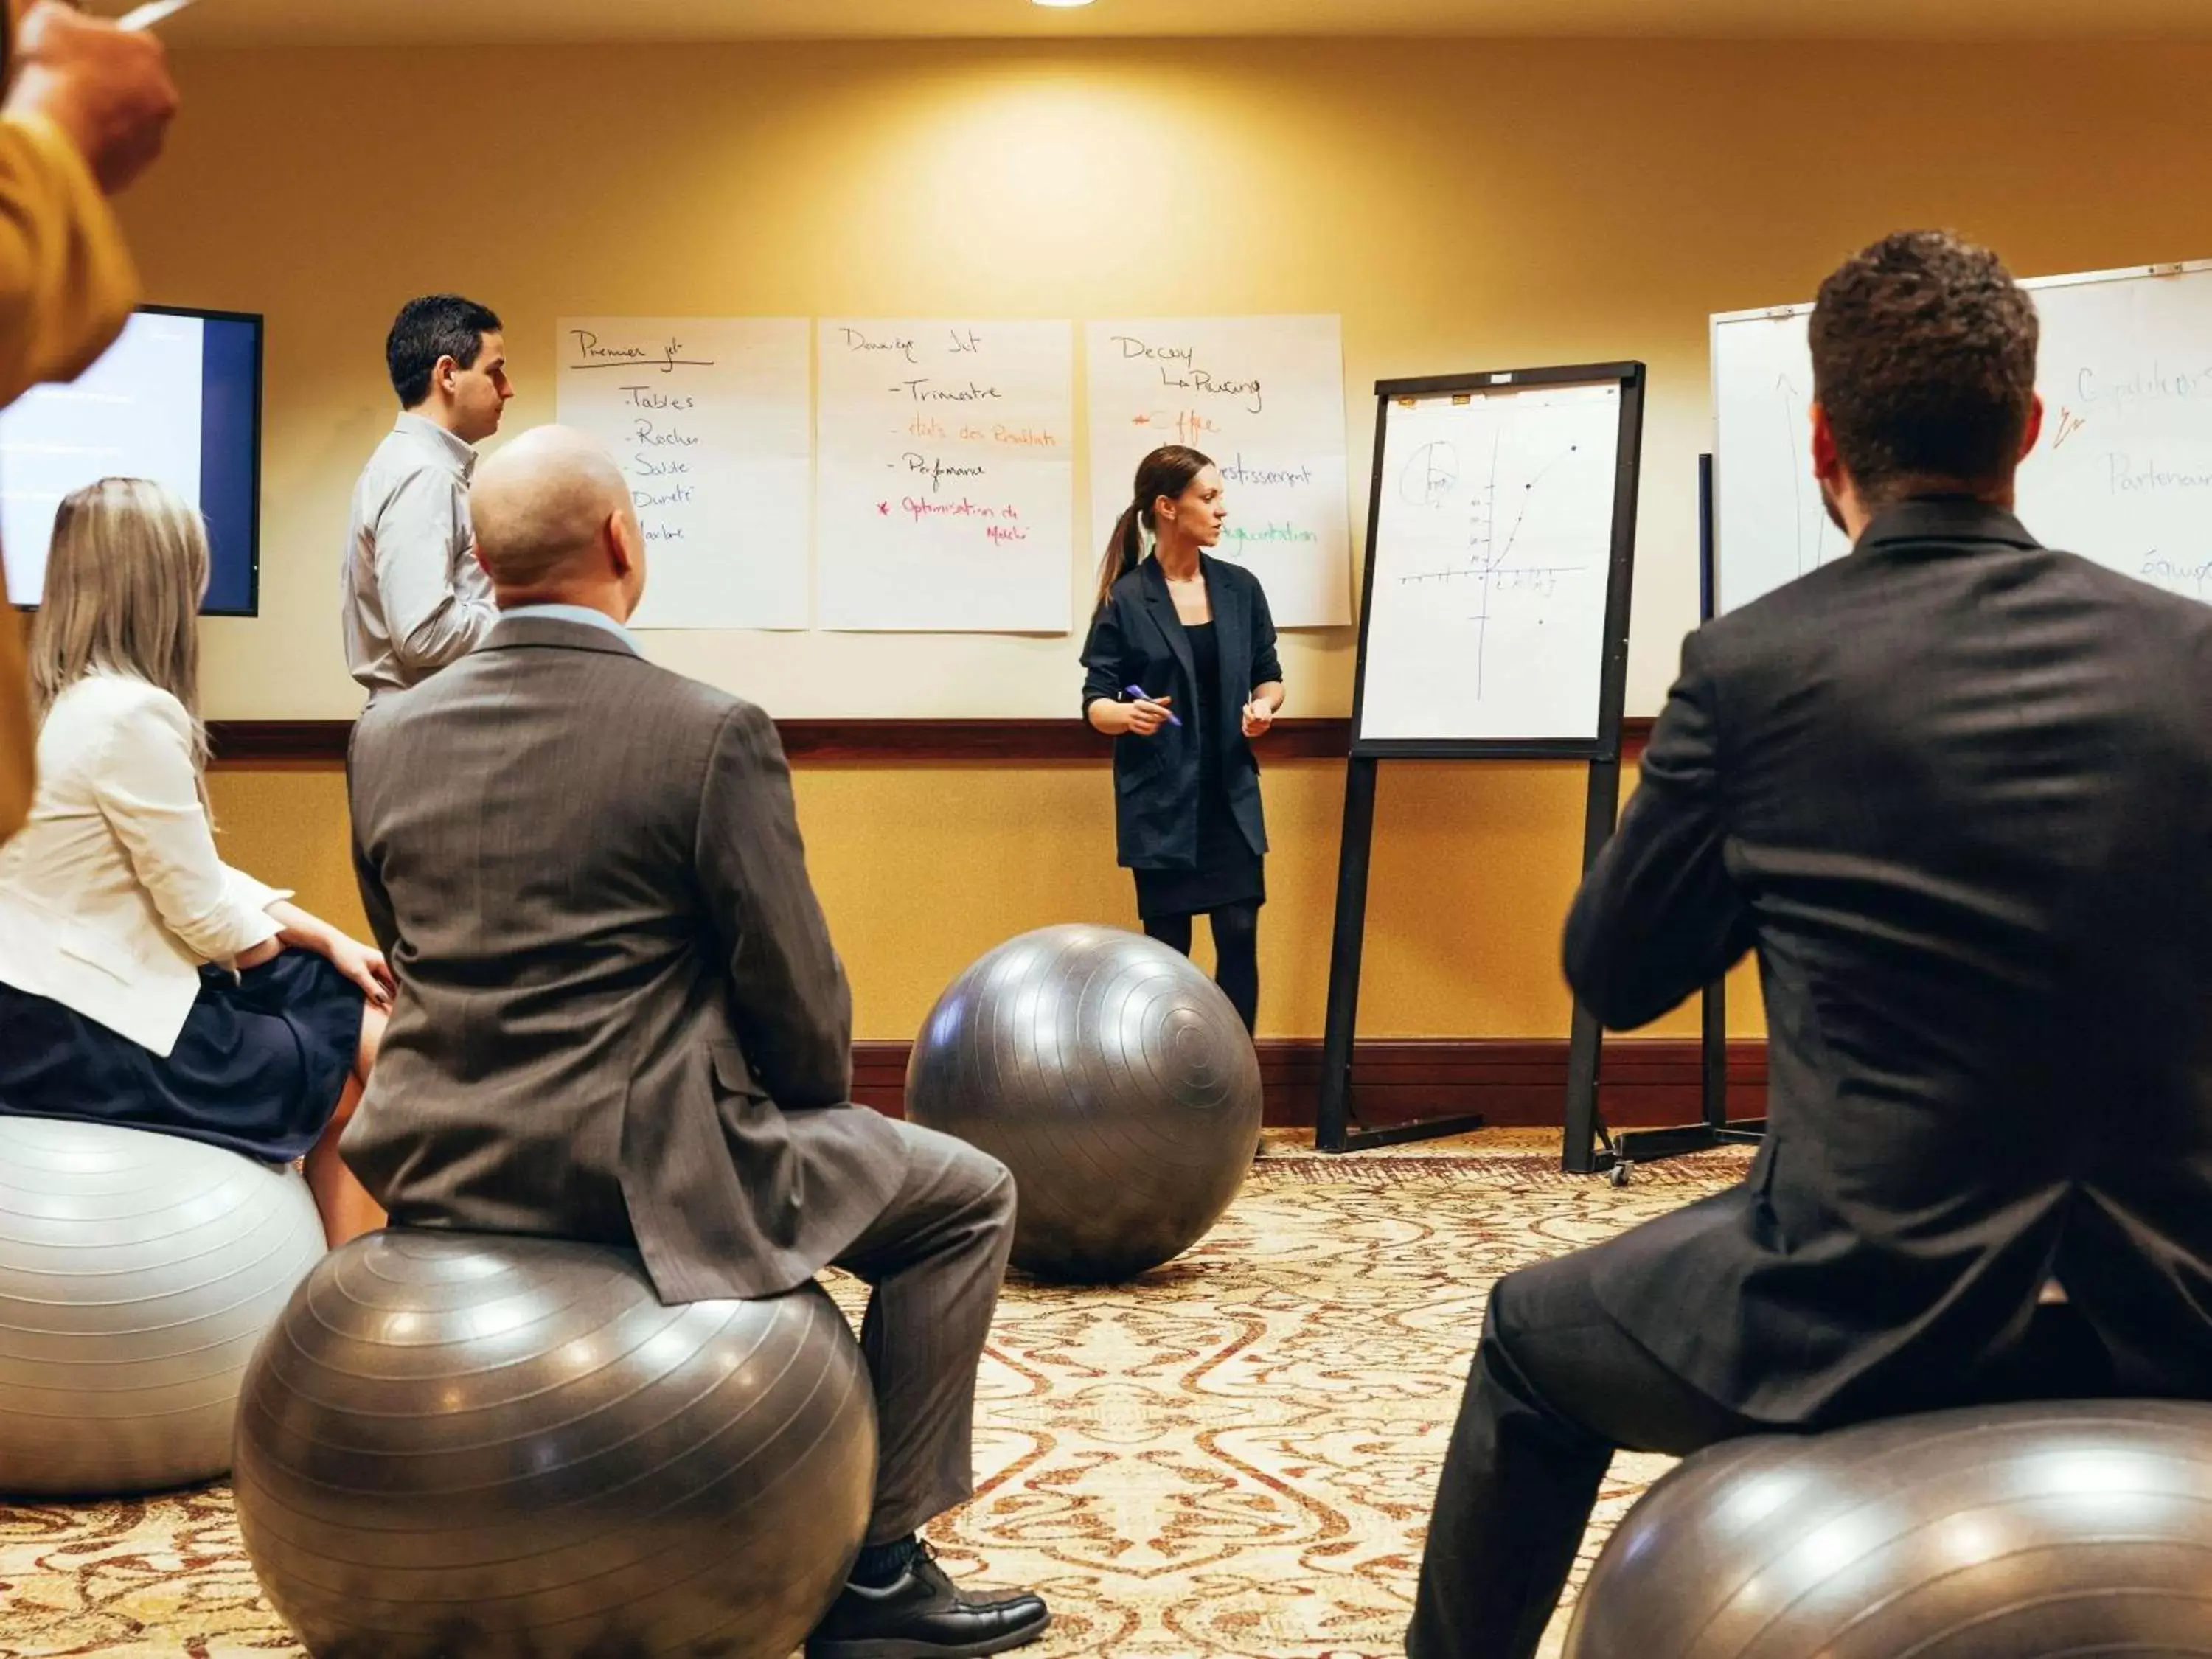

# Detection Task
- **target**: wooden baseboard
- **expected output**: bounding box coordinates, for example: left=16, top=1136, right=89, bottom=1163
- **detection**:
left=852, top=1036, right=1765, bottom=1130
left=209, top=716, right=1658, bottom=767
left=204, top=717, right=1357, bottom=765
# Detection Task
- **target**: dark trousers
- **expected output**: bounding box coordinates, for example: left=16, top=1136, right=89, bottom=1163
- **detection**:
left=1143, top=900, right=1260, bottom=1032
left=1407, top=1250, right=2115, bottom=1659
left=830, top=1119, right=1017, bottom=1544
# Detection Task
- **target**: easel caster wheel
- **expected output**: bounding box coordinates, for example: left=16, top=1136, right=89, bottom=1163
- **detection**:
left=1610, top=1163, right=1632, bottom=1188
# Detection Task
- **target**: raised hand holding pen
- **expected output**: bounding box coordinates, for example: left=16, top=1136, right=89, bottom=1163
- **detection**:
left=9, top=1, right=179, bottom=193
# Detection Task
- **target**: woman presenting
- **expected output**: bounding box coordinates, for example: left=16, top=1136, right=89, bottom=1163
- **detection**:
left=1081, top=445, right=1284, bottom=1034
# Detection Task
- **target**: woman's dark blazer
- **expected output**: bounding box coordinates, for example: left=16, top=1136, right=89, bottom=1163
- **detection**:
left=1079, top=554, right=1283, bottom=871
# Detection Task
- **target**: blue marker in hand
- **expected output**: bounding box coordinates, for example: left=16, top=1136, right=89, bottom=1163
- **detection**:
left=1124, top=684, right=1182, bottom=727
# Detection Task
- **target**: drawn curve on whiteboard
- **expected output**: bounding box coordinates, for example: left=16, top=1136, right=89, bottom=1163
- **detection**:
left=1778, top=373, right=1848, bottom=578
left=1393, top=428, right=1588, bottom=697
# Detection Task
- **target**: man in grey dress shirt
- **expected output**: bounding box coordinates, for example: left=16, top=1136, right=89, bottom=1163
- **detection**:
left=339, top=293, right=512, bottom=700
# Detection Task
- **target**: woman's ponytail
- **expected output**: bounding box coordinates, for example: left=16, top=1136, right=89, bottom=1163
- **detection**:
left=1090, top=499, right=1146, bottom=617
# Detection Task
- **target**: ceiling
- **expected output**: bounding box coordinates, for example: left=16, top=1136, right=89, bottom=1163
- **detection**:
left=103, top=0, right=2212, bottom=46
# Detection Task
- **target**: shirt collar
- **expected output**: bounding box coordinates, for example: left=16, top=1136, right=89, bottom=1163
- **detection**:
left=499, top=602, right=641, bottom=653
left=393, top=411, right=479, bottom=481
left=1854, top=495, right=2039, bottom=552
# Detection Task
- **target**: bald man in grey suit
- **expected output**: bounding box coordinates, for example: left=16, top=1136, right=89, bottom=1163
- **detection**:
left=342, top=426, right=1049, bottom=1659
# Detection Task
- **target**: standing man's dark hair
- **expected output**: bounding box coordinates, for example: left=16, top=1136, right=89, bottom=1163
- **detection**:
left=1809, top=230, right=2042, bottom=516
left=385, top=294, right=504, bottom=411
left=341, top=293, right=513, bottom=702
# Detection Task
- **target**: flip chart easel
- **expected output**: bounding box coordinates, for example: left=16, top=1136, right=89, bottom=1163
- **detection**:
left=1315, top=362, right=1646, bottom=1153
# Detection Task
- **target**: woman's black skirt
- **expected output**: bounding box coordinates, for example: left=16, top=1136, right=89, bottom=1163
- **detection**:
left=0, top=950, right=364, bottom=1162
left=1134, top=787, right=1267, bottom=920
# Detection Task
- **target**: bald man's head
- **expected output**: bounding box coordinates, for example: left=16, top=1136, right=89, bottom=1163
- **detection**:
left=469, top=425, right=641, bottom=596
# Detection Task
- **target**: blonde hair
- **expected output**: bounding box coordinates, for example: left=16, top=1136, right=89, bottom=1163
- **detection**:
left=29, top=478, right=211, bottom=780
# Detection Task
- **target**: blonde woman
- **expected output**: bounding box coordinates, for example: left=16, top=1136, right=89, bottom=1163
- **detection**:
left=0, top=479, right=388, bottom=1245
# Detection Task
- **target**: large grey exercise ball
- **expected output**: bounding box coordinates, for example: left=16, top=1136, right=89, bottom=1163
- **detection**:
left=1564, top=1400, right=2212, bottom=1659
left=907, top=923, right=1264, bottom=1283
left=0, top=1117, right=325, bottom=1497
left=233, top=1230, right=875, bottom=1659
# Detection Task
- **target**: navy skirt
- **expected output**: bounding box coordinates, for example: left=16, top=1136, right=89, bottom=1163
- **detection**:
left=0, top=951, right=364, bottom=1163
left=1133, top=783, right=1267, bottom=921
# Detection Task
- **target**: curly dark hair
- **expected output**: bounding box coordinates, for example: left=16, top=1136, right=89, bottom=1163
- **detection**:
left=1809, top=231, right=2039, bottom=504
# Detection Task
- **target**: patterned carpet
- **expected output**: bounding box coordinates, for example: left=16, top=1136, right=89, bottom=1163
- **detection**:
left=0, top=1137, right=1750, bottom=1659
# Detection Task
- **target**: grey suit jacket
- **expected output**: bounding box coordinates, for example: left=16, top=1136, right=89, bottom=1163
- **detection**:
left=1565, top=498, right=2212, bottom=1422
left=341, top=615, right=909, bottom=1302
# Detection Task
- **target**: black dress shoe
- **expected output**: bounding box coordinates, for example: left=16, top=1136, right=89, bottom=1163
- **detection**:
left=805, top=1545, right=1050, bottom=1659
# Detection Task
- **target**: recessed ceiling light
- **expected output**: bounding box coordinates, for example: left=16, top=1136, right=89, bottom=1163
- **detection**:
left=1032, top=0, right=1098, bottom=8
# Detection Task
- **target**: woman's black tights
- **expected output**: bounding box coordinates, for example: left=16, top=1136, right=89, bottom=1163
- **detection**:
left=1143, top=901, right=1260, bottom=1034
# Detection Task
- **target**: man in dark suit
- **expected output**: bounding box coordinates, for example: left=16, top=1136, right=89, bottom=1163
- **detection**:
left=344, top=425, right=1049, bottom=1659
left=1408, top=230, right=2212, bottom=1658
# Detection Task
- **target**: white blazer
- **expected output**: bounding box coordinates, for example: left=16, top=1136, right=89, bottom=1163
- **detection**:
left=0, top=672, right=288, bottom=1056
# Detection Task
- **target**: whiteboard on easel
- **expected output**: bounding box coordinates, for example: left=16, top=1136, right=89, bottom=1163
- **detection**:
left=1352, top=366, right=1643, bottom=753
left=1712, top=259, right=2212, bottom=615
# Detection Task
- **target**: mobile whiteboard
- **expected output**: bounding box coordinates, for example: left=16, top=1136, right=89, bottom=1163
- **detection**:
left=1712, top=260, right=2212, bottom=614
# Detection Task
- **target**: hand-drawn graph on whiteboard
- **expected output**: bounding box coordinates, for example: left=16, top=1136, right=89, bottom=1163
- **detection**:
left=1712, top=260, right=2212, bottom=615
left=1388, top=396, right=1605, bottom=693
left=1353, top=367, right=1644, bottom=752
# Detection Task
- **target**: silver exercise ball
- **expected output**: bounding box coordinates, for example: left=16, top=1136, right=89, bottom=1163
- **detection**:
left=234, top=1231, right=877, bottom=1659
left=907, top=923, right=1264, bottom=1283
left=1565, top=1399, right=2212, bottom=1659
left=0, top=1116, right=325, bottom=1496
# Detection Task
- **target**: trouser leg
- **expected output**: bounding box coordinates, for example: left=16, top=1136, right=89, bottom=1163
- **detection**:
left=1206, top=900, right=1260, bottom=1033
left=1408, top=1252, right=1759, bottom=1659
left=830, top=1119, right=1017, bottom=1543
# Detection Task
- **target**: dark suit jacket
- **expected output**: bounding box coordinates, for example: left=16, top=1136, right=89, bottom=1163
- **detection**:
left=1566, top=498, right=2212, bottom=1422
left=341, top=615, right=908, bottom=1303
left=1079, top=554, right=1283, bottom=869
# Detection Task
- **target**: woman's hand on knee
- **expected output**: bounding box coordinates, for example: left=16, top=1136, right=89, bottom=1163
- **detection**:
left=328, top=935, right=394, bottom=1009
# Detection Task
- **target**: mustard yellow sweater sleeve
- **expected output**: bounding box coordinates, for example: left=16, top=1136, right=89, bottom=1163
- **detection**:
left=0, top=110, right=142, bottom=844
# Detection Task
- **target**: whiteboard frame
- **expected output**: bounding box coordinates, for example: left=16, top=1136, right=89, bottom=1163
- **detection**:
left=1709, top=258, right=2212, bottom=616
left=1348, top=361, right=1647, bottom=760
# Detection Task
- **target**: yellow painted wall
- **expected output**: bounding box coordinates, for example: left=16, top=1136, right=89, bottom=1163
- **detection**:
left=211, top=756, right=1674, bottom=1041
left=178, top=35, right=2212, bottom=1040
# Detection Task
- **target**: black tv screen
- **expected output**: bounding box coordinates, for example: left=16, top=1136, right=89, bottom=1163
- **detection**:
left=1, top=305, right=262, bottom=615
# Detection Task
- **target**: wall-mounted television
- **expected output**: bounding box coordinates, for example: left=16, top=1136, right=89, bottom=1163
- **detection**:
left=0, top=305, right=262, bottom=615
